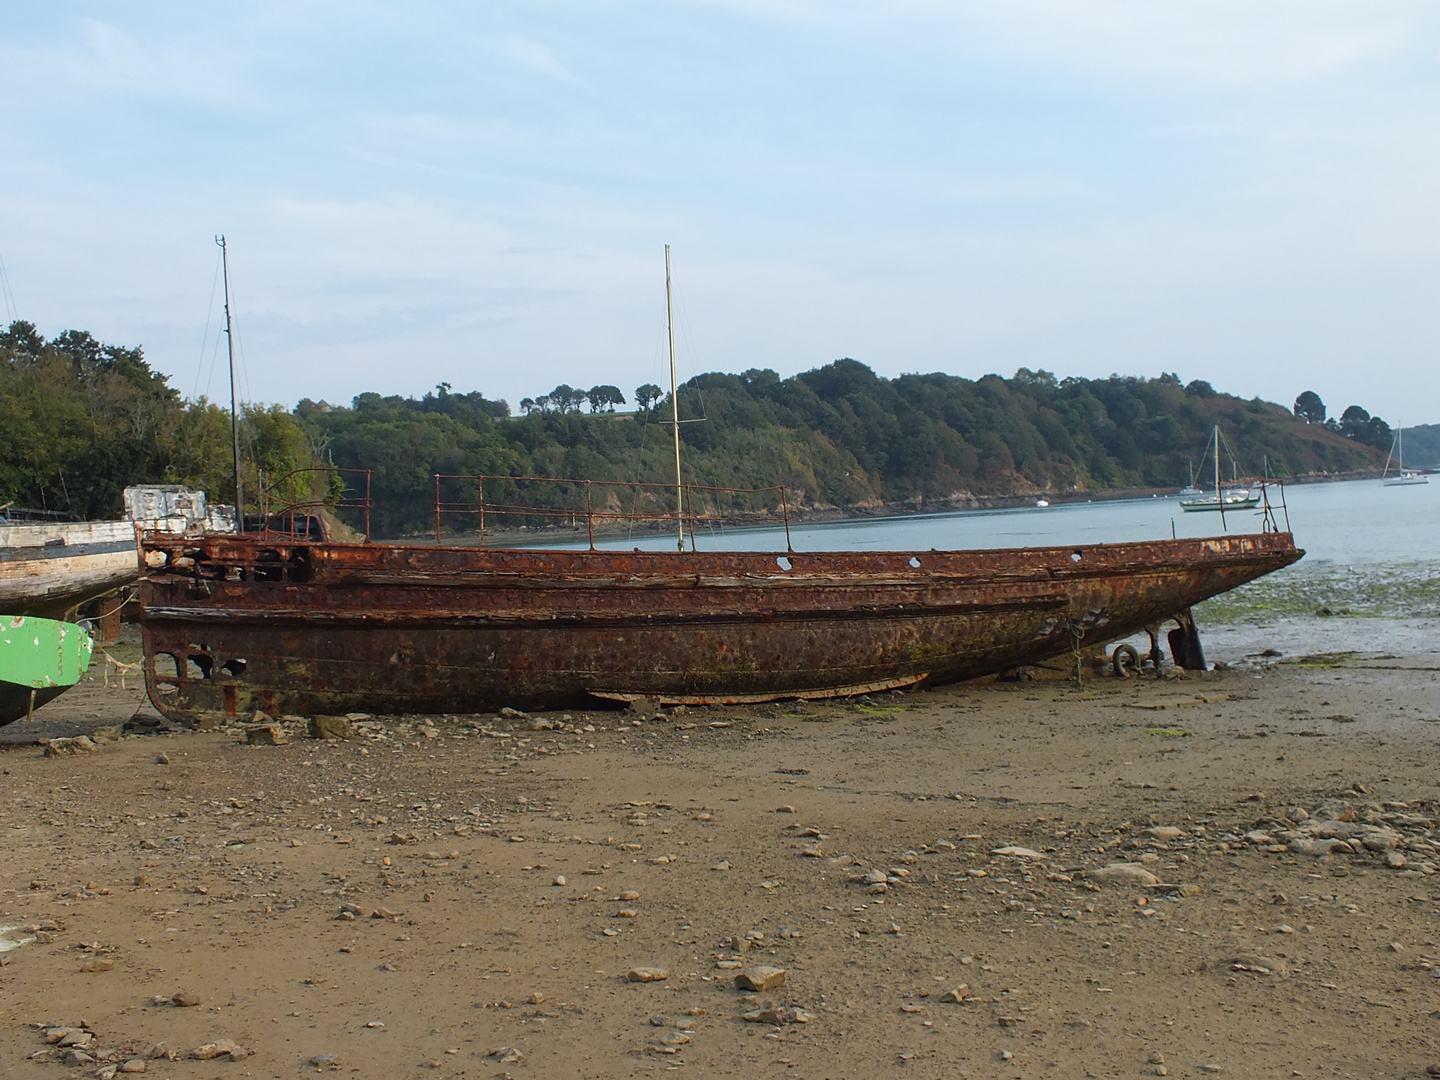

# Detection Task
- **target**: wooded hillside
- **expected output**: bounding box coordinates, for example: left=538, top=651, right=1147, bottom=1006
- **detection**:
left=1, top=319, right=1389, bottom=534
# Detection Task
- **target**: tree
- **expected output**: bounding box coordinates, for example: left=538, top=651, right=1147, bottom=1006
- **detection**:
left=1293, top=390, right=1326, bottom=424
left=635, top=383, right=663, bottom=411
left=1338, top=405, right=1371, bottom=440
left=547, top=384, right=585, bottom=413
left=586, top=385, right=626, bottom=413
left=1184, top=379, right=1216, bottom=398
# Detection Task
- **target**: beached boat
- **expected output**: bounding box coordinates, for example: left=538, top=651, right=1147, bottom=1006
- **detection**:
left=0, top=615, right=93, bottom=725
left=0, top=486, right=232, bottom=620
left=134, top=522, right=1302, bottom=724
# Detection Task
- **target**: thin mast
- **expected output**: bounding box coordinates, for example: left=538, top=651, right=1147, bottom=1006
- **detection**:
left=1215, top=424, right=1226, bottom=531
left=665, top=244, right=684, bottom=552
left=217, top=235, right=244, bottom=534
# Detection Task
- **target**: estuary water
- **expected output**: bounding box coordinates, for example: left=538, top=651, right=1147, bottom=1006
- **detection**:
left=555, top=478, right=1440, bottom=661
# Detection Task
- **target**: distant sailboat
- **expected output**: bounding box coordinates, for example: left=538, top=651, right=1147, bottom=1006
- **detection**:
left=1179, top=426, right=1261, bottom=513
left=1179, top=460, right=1202, bottom=498
left=1382, top=426, right=1428, bottom=487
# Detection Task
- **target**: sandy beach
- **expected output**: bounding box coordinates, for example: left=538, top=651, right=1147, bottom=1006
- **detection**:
left=3, top=631, right=1439, bottom=1080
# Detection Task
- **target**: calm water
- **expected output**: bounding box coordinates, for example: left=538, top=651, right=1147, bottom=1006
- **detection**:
left=542, top=478, right=1440, bottom=658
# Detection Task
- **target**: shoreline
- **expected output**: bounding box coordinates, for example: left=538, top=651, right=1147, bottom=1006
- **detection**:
left=395, top=470, right=1392, bottom=547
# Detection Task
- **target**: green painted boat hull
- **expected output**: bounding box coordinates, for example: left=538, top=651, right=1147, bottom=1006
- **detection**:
left=0, top=615, right=94, bottom=725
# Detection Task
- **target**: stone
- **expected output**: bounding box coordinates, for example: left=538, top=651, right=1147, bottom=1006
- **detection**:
left=939, top=985, right=970, bottom=1003
left=487, top=1047, right=523, bottom=1063
left=191, top=1039, right=243, bottom=1060
left=775, top=805, right=796, bottom=814
left=44, top=736, right=100, bottom=756
left=552, top=875, right=566, bottom=887
left=1149, top=1052, right=1166, bottom=1065
left=1360, top=827, right=1403, bottom=852
left=627, top=967, right=669, bottom=982
left=1289, top=838, right=1353, bottom=857
left=867, top=882, right=889, bottom=895
left=81, top=958, right=114, bottom=972
left=1147, top=826, right=1184, bottom=841
left=119, top=1060, right=147, bottom=1073
left=171, top=990, right=203, bottom=1007
left=146, top=1043, right=175, bottom=1060
left=990, top=846, right=1044, bottom=858
left=1087, top=863, right=1160, bottom=887
left=498, top=707, right=528, bottom=719
left=308, top=715, right=354, bottom=740
left=57, top=1031, right=93, bottom=1047
left=60, top=1049, right=94, bottom=1066
left=308, top=1054, right=338, bottom=1066
left=734, top=965, right=786, bottom=992
left=246, top=723, right=288, bottom=745
left=1385, top=851, right=1407, bottom=870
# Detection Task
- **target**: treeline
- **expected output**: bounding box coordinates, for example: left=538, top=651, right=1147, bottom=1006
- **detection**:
left=0, top=320, right=311, bottom=519
left=295, top=361, right=1384, bottom=535
left=0, top=318, right=1392, bottom=532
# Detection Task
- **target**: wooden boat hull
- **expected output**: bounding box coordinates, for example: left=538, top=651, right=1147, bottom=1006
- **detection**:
left=136, top=530, right=1302, bottom=724
left=0, top=521, right=142, bottom=619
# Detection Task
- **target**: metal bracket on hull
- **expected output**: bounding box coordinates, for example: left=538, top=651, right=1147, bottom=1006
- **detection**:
left=589, top=673, right=931, bottom=707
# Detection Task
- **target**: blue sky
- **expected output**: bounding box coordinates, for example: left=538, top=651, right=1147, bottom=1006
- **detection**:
left=2, top=2, right=1437, bottom=424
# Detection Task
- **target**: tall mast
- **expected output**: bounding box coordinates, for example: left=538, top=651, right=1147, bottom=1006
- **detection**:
left=217, top=235, right=244, bottom=534
left=665, top=244, right=684, bottom=552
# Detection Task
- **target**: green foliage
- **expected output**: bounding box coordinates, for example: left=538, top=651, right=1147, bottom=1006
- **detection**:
left=297, top=360, right=1385, bottom=536
left=1293, top=390, right=1326, bottom=425
left=0, top=319, right=314, bottom=518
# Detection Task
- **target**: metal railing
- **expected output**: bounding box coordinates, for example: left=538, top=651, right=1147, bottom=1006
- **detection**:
left=260, top=467, right=372, bottom=542
left=1256, top=479, right=1289, bottom=535
left=432, top=474, right=792, bottom=551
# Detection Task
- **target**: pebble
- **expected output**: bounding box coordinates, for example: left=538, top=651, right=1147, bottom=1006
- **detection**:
left=1147, top=826, right=1184, bottom=841
left=552, top=875, right=566, bottom=887
left=775, top=805, right=796, bottom=814
left=60, top=1049, right=94, bottom=1066
left=119, top=1060, right=147, bottom=1074
left=171, top=991, right=202, bottom=1007
left=939, top=985, right=970, bottom=1003
left=734, top=965, right=786, bottom=992
left=81, top=958, right=114, bottom=972
left=1149, top=1052, right=1166, bottom=1065
left=246, top=723, right=288, bottom=745
left=1385, top=851, right=1407, bottom=869
left=487, top=1046, right=523, bottom=1063
left=990, top=846, right=1044, bottom=858
left=309, top=1054, right=338, bottom=1066
left=43, top=736, right=100, bottom=756
left=628, top=967, right=669, bottom=982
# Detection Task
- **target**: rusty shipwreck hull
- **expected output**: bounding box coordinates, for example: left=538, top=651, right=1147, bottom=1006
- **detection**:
left=136, top=531, right=1301, bottom=723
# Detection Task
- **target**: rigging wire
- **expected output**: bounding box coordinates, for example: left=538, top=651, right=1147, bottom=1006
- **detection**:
left=0, top=247, right=17, bottom=323
left=192, top=245, right=224, bottom=401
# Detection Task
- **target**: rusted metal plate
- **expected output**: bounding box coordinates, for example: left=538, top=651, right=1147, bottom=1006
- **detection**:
left=136, top=531, right=1303, bottom=725
left=589, top=673, right=931, bottom=706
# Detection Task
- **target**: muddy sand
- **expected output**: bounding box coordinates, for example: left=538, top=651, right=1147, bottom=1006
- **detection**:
left=2, top=638, right=1439, bottom=1080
